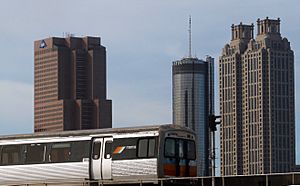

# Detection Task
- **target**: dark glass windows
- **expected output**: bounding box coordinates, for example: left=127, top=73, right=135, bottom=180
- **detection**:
left=112, top=138, right=137, bottom=160
left=49, top=141, right=90, bottom=162
left=50, top=143, right=71, bottom=163
left=48, top=141, right=90, bottom=163
left=178, top=140, right=184, bottom=158
left=25, top=144, right=46, bottom=164
left=1, top=145, right=22, bottom=165
left=138, top=139, right=148, bottom=158
left=92, top=141, right=101, bottom=160
left=164, top=138, right=196, bottom=160
left=0, top=140, right=90, bottom=166
left=104, top=141, right=112, bottom=159
left=148, top=138, right=156, bottom=157
left=165, top=138, right=175, bottom=157
left=137, top=138, right=156, bottom=158
left=112, top=137, right=157, bottom=160
left=70, top=141, right=90, bottom=162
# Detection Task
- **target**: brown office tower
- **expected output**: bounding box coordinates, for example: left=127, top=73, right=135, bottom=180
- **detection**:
left=219, top=18, right=295, bottom=175
left=34, top=36, right=112, bottom=132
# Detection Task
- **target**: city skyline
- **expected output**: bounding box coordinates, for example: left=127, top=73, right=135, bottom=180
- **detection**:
left=0, top=0, right=299, bottom=169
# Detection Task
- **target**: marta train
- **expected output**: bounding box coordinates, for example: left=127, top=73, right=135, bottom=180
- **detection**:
left=0, top=124, right=197, bottom=183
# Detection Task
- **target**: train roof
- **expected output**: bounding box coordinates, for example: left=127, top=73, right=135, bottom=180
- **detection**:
left=0, top=124, right=194, bottom=141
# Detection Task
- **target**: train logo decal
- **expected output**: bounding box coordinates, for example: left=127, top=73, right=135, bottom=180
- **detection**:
left=113, top=146, right=126, bottom=154
left=113, top=145, right=136, bottom=154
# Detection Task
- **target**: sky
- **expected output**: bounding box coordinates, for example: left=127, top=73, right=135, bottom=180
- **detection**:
left=0, top=0, right=300, bottom=168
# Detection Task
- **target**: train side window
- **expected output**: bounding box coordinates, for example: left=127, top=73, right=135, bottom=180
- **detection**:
left=92, top=141, right=101, bottom=160
left=104, top=141, right=112, bottom=159
left=164, top=138, right=175, bottom=158
left=137, top=138, right=156, bottom=158
left=138, top=139, right=148, bottom=158
left=49, top=143, right=71, bottom=163
left=1, top=145, right=22, bottom=165
left=25, top=144, right=46, bottom=164
left=70, top=141, right=90, bottom=162
left=148, top=138, right=155, bottom=157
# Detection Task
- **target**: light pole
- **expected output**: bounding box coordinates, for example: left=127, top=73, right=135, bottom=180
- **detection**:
left=209, top=114, right=221, bottom=186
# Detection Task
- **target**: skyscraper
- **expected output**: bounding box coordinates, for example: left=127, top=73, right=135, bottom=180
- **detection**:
left=172, top=56, right=214, bottom=176
left=34, top=36, right=112, bottom=132
left=219, top=17, right=295, bottom=175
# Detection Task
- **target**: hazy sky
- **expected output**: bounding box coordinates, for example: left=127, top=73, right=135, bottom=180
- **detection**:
left=0, top=0, right=299, bottom=166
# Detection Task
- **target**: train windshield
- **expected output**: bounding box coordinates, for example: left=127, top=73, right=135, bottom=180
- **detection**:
left=164, top=138, right=196, bottom=160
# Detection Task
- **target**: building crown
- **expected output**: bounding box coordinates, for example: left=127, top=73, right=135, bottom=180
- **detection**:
left=257, top=17, right=281, bottom=35
left=231, top=23, right=254, bottom=41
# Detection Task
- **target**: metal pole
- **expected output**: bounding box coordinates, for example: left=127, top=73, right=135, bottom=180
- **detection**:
left=211, top=130, right=215, bottom=186
left=212, top=130, right=215, bottom=177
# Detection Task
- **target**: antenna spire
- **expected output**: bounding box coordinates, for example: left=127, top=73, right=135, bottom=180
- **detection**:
left=188, top=15, right=192, bottom=58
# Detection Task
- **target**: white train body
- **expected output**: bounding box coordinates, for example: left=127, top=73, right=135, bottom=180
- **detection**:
left=0, top=125, right=196, bottom=184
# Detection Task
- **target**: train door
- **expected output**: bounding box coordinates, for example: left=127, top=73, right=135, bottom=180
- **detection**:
left=90, top=137, right=113, bottom=180
left=102, top=137, right=113, bottom=179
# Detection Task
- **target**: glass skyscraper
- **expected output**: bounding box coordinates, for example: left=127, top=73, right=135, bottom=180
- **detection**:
left=172, top=56, right=214, bottom=176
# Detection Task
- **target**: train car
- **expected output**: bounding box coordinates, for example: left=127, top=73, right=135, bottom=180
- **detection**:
left=0, top=124, right=196, bottom=184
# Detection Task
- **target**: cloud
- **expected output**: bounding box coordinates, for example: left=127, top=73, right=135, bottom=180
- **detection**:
left=0, top=80, right=33, bottom=135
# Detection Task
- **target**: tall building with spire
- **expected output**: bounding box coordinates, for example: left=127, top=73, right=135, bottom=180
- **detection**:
left=34, top=36, right=112, bottom=132
left=172, top=17, right=215, bottom=176
left=219, top=18, right=295, bottom=175
left=173, top=56, right=214, bottom=176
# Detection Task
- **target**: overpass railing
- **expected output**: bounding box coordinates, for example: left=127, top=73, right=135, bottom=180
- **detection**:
left=2, top=172, right=300, bottom=186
